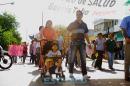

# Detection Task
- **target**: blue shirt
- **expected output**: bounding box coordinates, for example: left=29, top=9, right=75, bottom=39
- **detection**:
left=120, top=16, right=130, bottom=37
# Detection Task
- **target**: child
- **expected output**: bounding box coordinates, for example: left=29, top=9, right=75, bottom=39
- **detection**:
left=45, top=43, right=62, bottom=76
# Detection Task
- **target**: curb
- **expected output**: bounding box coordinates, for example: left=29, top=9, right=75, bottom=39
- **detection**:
left=28, top=74, right=42, bottom=86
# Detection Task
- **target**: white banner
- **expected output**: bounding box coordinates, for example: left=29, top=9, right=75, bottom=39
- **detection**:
left=46, top=0, right=126, bottom=19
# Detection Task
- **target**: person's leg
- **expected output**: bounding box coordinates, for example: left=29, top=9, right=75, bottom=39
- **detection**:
left=35, top=55, right=38, bottom=66
left=94, top=51, right=99, bottom=68
left=77, top=51, right=81, bottom=67
left=57, top=59, right=62, bottom=68
left=45, top=61, right=50, bottom=76
left=74, top=55, right=78, bottom=67
left=14, top=56, right=16, bottom=63
left=23, top=55, right=26, bottom=63
left=98, top=51, right=103, bottom=69
left=34, top=55, right=37, bottom=65
left=95, top=51, right=103, bottom=70
left=69, top=44, right=77, bottom=76
left=31, top=55, right=33, bottom=64
left=79, top=44, right=87, bottom=76
left=108, top=52, right=112, bottom=68
left=55, top=59, right=62, bottom=73
left=124, top=44, right=130, bottom=80
left=94, top=51, right=100, bottom=68
left=23, top=56, right=25, bottom=63
left=30, top=53, right=33, bottom=63
left=15, top=56, right=17, bottom=63
left=111, top=53, right=115, bottom=68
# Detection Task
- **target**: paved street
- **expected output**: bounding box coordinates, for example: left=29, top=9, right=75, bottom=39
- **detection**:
left=0, top=57, right=130, bottom=86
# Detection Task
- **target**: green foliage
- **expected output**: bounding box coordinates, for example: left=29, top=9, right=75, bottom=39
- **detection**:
left=0, top=12, right=21, bottom=50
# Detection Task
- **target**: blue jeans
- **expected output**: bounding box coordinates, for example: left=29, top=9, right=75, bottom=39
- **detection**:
left=108, top=52, right=115, bottom=68
left=68, top=41, right=87, bottom=76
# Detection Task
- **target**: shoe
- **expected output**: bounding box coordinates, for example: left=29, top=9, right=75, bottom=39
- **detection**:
left=109, top=67, right=115, bottom=70
left=55, top=68, right=58, bottom=73
left=69, top=73, right=74, bottom=78
left=45, top=71, right=50, bottom=76
left=83, top=75, right=91, bottom=80
left=98, top=67, right=103, bottom=70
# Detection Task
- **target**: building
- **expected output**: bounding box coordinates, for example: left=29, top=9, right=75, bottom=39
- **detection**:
left=94, top=19, right=123, bottom=41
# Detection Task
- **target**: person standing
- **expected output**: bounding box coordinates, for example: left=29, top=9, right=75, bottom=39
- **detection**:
left=29, top=40, right=34, bottom=63
left=120, top=16, right=130, bottom=81
left=22, top=42, right=28, bottom=64
left=94, top=33, right=106, bottom=70
left=42, top=20, right=57, bottom=55
left=105, top=33, right=117, bottom=70
left=67, top=10, right=91, bottom=80
left=35, top=26, right=43, bottom=66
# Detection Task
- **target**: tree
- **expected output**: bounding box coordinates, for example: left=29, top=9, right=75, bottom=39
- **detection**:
left=0, top=12, right=21, bottom=50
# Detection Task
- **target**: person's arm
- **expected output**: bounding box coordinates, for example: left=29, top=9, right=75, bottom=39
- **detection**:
left=104, top=40, right=108, bottom=52
left=93, top=40, right=97, bottom=54
left=84, top=23, right=91, bottom=49
left=85, top=33, right=90, bottom=44
left=67, top=23, right=73, bottom=32
left=120, top=17, right=130, bottom=43
left=121, top=29, right=129, bottom=38
left=46, top=51, right=52, bottom=57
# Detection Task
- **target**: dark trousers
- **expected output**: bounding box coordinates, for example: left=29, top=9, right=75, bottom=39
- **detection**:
left=94, top=50, right=104, bottom=69
left=32, top=55, right=37, bottom=65
left=36, top=52, right=40, bottom=66
left=22, top=54, right=27, bottom=63
left=12, top=56, right=17, bottom=63
left=69, top=41, right=87, bottom=76
left=30, top=53, right=33, bottom=63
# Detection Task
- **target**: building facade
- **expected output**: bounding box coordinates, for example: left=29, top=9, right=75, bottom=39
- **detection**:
left=94, top=19, right=123, bottom=41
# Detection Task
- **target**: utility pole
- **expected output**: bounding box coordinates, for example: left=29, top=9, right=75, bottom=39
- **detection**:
left=42, top=11, right=43, bottom=26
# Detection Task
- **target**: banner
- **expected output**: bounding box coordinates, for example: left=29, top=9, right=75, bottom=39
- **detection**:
left=46, top=0, right=126, bottom=19
left=41, top=0, right=127, bottom=29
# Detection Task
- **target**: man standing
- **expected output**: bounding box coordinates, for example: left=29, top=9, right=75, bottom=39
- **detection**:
left=120, top=16, right=130, bottom=81
left=67, top=10, right=91, bottom=80
left=94, top=33, right=106, bottom=70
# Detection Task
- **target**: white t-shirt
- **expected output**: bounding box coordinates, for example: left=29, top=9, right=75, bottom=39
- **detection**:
left=46, top=50, right=61, bottom=57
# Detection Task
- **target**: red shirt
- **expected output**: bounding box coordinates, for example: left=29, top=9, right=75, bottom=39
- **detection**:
left=43, top=27, right=57, bottom=41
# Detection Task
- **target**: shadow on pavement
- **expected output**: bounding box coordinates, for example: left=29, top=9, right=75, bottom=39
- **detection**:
left=28, top=76, right=130, bottom=86
left=0, top=68, right=10, bottom=71
left=28, top=69, right=40, bottom=76
left=100, top=68, right=117, bottom=74
left=114, top=69, right=124, bottom=71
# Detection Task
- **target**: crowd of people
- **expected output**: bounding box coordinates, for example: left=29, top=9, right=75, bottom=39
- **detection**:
left=1, top=10, right=129, bottom=81
left=8, top=42, right=28, bottom=63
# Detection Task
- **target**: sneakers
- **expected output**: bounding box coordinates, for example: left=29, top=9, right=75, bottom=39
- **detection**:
left=55, top=68, right=58, bottom=73
left=69, top=73, right=74, bottom=78
left=83, top=75, right=90, bottom=80
left=45, top=71, right=50, bottom=76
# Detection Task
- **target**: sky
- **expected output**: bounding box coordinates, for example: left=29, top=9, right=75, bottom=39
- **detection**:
left=0, top=0, right=128, bottom=42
